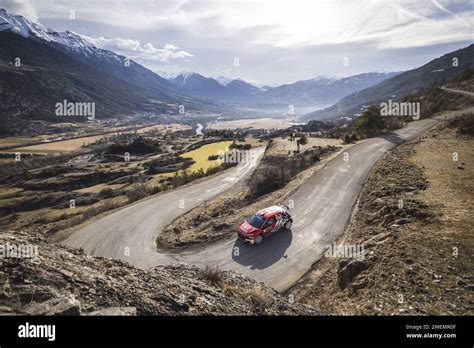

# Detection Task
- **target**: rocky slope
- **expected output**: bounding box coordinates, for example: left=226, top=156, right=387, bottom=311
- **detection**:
left=0, top=230, right=317, bottom=315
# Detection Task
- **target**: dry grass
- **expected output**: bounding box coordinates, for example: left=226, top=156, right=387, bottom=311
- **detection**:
left=136, top=123, right=191, bottom=134
left=208, top=118, right=302, bottom=130
left=75, top=183, right=125, bottom=194
left=266, top=136, right=343, bottom=157
left=0, top=135, right=52, bottom=149
left=222, top=283, right=270, bottom=313
left=201, top=264, right=223, bottom=285
left=11, top=134, right=106, bottom=153
left=411, top=127, right=473, bottom=231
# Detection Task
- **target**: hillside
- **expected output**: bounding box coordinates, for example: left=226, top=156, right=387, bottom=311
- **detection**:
left=305, top=44, right=474, bottom=121
left=0, top=32, right=160, bottom=121
left=0, top=9, right=214, bottom=129
left=0, top=230, right=317, bottom=315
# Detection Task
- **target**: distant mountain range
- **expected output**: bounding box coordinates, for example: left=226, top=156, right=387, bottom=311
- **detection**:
left=166, top=72, right=263, bottom=103
left=305, top=43, right=474, bottom=121
left=0, top=8, right=207, bottom=124
left=163, top=71, right=401, bottom=109
left=254, top=72, right=401, bottom=108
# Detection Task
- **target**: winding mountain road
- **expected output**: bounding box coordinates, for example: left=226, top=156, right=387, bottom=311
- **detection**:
left=64, top=97, right=472, bottom=292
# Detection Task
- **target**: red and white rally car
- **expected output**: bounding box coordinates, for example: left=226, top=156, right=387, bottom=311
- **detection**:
left=237, top=204, right=293, bottom=245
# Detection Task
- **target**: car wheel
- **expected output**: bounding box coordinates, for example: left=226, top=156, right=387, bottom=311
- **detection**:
left=284, top=221, right=292, bottom=230
left=255, top=235, right=263, bottom=244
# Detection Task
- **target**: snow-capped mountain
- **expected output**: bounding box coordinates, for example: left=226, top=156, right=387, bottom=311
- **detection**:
left=166, top=72, right=265, bottom=103
left=0, top=9, right=49, bottom=39
left=309, top=75, right=340, bottom=83
left=164, top=70, right=400, bottom=107
left=259, top=72, right=402, bottom=107
left=0, top=8, right=211, bottom=124
left=155, top=70, right=184, bottom=80
left=215, top=76, right=233, bottom=86
left=0, top=8, right=176, bottom=95
left=0, top=9, right=98, bottom=57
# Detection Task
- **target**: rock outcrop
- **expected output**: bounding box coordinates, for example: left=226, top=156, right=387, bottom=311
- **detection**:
left=0, top=230, right=317, bottom=315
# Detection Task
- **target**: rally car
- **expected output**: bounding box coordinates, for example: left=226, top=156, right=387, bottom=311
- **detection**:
left=237, top=204, right=293, bottom=245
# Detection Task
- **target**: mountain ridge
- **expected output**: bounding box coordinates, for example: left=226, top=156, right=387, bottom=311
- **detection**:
left=165, top=71, right=401, bottom=108
left=0, top=8, right=214, bottom=124
left=304, top=43, right=474, bottom=121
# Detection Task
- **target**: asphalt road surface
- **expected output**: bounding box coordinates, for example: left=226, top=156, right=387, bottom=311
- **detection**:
left=64, top=99, right=471, bottom=292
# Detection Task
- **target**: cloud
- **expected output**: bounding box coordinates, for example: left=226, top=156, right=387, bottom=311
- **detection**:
left=10, top=0, right=474, bottom=84
left=431, top=0, right=471, bottom=27
left=2, top=0, right=39, bottom=22
left=82, top=35, right=194, bottom=62
left=25, top=0, right=473, bottom=50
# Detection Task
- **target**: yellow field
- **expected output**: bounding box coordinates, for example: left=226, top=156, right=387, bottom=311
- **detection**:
left=156, top=141, right=232, bottom=179
left=180, top=141, right=232, bottom=173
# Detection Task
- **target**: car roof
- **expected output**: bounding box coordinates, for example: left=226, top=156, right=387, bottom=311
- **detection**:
left=257, top=205, right=285, bottom=219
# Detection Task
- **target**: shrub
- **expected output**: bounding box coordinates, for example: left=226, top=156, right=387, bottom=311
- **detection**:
left=106, top=136, right=161, bottom=155
left=247, top=146, right=334, bottom=198
left=126, top=183, right=149, bottom=203
left=82, top=200, right=116, bottom=220
left=229, top=143, right=251, bottom=150
left=450, top=113, right=474, bottom=136
left=342, top=132, right=357, bottom=144
left=351, top=105, right=386, bottom=139
left=299, top=133, right=308, bottom=145
left=99, top=187, right=114, bottom=198
left=201, top=264, right=223, bottom=285
left=451, top=67, right=474, bottom=83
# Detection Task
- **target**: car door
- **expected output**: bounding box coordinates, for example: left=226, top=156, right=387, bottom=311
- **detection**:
left=273, top=213, right=283, bottom=232
left=263, top=216, right=277, bottom=236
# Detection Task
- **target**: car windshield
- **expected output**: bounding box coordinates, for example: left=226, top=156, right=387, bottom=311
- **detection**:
left=247, top=214, right=266, bottom=228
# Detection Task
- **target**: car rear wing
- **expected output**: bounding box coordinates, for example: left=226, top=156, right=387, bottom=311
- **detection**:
left=277, top=203, right=290, bottom=211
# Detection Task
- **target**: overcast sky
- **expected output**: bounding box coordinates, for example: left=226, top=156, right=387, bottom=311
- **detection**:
left=3, top=0, right=473, bottom=85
